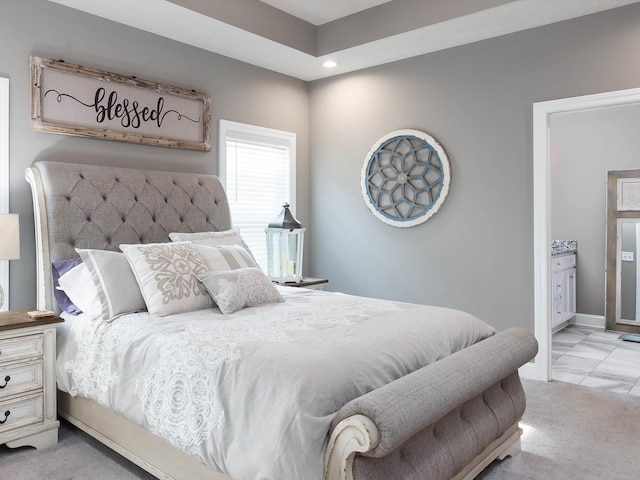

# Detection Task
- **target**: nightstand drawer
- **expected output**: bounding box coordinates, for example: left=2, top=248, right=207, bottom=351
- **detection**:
left=0, top=360, right=43, bottom=400
left=0, top=393, right=43, bottom=435
left=0, top=334, right=43, bottom=364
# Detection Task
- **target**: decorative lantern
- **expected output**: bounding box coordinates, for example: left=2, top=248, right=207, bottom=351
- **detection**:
left=265, top=203, right=306, bottom=283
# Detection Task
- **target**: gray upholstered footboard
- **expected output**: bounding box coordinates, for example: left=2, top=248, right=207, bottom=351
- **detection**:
left=325, top=327, right=538, bottom=480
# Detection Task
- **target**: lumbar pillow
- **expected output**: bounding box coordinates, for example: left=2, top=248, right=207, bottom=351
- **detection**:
left=120, top=241, right=212, bottom=317
left=198, top=267, right=283, bottom=315
left=168, top=228, right=256, bottom=260
left=192, top=243, right=257, bottom=272
left=76, top=248, right=146, bottom=321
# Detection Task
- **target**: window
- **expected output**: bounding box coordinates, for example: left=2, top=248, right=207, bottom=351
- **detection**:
left=219, top=120, right=296, bottom=271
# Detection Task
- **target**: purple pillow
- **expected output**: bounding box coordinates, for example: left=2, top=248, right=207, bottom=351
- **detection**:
left=52, top=257, right=83, bottom=315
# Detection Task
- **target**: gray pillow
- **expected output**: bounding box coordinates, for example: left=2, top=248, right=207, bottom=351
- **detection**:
left=198, top=267, right=283, bottom=315
left=77, top=248, right=146, bottom=321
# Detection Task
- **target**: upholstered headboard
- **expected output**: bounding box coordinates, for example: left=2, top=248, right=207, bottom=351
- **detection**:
left=26, top=161, right=232, bottom=312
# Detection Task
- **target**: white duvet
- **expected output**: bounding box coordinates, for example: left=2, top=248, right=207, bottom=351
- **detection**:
left=57, top=287, right=495, bottom=480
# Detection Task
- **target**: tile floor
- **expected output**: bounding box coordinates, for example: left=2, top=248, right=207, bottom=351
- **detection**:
left=552, top=324, right=640, bottom=396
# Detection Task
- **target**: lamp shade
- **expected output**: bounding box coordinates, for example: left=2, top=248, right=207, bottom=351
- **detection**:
left=0, top=214, right=20, bottom=260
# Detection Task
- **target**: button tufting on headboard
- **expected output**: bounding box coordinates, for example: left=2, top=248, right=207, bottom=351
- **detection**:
left=26, top=161, right=232, bottom=312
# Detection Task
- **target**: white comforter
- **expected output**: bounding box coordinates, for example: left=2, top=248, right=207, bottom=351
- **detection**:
left=57, top=287, right=495, bottom=480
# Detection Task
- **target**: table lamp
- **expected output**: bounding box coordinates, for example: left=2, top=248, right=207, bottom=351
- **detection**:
left=0, top=214, right=20, bottom=310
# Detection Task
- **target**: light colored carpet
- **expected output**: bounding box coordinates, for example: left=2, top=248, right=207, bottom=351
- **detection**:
left=477, top=379, right=640, bottom=480
left=1, top=379, right=639, bottom=479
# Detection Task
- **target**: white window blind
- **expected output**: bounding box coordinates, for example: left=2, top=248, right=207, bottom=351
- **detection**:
left=219, top=120, right=296, bottom=271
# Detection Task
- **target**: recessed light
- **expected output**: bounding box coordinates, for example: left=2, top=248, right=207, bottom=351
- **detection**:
left=322, top=60, right=338, bottom=69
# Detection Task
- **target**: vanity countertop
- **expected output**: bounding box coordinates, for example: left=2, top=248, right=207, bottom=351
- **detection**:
left=551, top=239, right=577, bottom=256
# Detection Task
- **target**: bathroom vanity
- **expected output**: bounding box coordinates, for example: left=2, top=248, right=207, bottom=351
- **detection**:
left=551, top=241, right=577, bottom=332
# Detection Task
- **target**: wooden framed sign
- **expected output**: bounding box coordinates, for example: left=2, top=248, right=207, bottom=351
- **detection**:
left=30, top=55, right=211, bottom=151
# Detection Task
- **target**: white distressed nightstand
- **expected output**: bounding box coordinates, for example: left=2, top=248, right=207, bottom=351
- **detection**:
left=0, top=309, right=63, bottom=449
left=284, top=277, right=329, bottom=290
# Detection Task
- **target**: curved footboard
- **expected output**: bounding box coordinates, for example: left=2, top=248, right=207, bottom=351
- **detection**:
left=324, top=328, right=538, bottom=480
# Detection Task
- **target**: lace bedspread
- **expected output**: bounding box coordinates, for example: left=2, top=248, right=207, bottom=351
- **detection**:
left=57, top=287, right=495, bottom=480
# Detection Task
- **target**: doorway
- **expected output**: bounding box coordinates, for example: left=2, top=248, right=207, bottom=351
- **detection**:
left=532, top=87, right=640, bottom=381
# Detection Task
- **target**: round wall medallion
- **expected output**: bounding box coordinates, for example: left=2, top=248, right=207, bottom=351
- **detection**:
left=361, top=129, right=451, bottom=227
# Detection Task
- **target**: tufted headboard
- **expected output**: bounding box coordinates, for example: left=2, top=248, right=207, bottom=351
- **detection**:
left=26, top=161, right=232, bottom=312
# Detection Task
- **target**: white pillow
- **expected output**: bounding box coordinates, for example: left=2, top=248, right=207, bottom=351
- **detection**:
left=193, top=244, right=258, bottom=272
left=169, top=228, right=256, bottom=261
left=76, top=249, right=146, bottom=321
left=57, top=263, right=102, bottom=318
left=120, top=241, right=212, bottom=317
left=198, top=268, right=283, bottom=314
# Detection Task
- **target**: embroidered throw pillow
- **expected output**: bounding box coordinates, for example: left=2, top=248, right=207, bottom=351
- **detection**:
left=76, top=249, right=146, bottom=321
left=120, top=241, right=212, bottom=317
left=198, top=267, right=283, bottom=315
left=169, top=228, right=256, bottom=261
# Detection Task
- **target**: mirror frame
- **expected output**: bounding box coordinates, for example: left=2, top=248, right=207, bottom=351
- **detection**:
left=606, top=169, right=640, bottom=333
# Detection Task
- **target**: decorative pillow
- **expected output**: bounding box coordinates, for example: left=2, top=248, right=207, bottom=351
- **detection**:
left=52, top=257, right=83, bottom=314
left=57, top=263, right=102, bottom=317
left=198, top=268, right=283, bottom=315
left=169, top=228, right=256, bottom=261
left=120, top=241, right=212, bottom=317
left=76, top=249, right=146, bottom=321
left=193, top=244, right=258, bottom=272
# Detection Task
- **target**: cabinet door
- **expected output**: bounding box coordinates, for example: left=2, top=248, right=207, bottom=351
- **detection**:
left=552, top=272, right=563, bottom=301
left=562, top=268, right=576, bottom=321
left=553, top=298, right=564, bottom=328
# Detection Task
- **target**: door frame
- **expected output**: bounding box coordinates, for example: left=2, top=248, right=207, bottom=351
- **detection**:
left=0, top=77, right=9, bottom=311
left=532, top=87, right=640, bottom=381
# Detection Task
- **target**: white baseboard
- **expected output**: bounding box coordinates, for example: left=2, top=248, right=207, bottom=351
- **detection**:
left=570, top=313, right=605, bottom=329
left=518, top=362, right=537, bottom=381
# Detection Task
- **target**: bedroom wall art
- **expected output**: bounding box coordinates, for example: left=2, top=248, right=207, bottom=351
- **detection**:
left=361, top=129, right=451, bottom=227
left=29, top=55, right=211, bottom=151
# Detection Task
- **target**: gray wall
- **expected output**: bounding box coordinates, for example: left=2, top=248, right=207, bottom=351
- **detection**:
left=4, top=0, right=640, bottom=334
left=308, top=3, right=640, bottom=331
left=550, top=103, right=640, bottom=317
left=1, top=0, right=309, bottom=310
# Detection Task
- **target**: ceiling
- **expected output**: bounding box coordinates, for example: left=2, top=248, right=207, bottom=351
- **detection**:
left=259, top=0, right=392, bottom=26
left=50, top=0, right=640, bottom=82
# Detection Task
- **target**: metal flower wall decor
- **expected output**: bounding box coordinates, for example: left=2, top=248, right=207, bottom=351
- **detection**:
left=360, top=129, right=451, bottom=227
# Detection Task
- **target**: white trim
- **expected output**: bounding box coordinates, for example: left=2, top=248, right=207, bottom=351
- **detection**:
left=533, top=87, right=640, bottom=381
left=635, top=223, right=640, bottom=321
left=518, top=362, right=536, bottom=381
left=0, top=77, right=9, bottom=311
left=570, top=313, right=605, bottom=329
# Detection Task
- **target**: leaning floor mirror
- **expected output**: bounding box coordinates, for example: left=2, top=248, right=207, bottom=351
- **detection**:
left=606, top=169, right=640, bottom=334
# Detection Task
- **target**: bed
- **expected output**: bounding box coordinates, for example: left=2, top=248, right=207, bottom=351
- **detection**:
left=25, top=160, right=537, bottom=480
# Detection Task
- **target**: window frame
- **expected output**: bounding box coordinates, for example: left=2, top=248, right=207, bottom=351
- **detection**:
left=218, top=119, right=297, bottom=268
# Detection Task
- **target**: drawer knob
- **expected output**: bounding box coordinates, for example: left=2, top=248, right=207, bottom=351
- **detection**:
left=0, top=375, right=9, bottom=388
left=0, top=410, right=10, bottom=424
